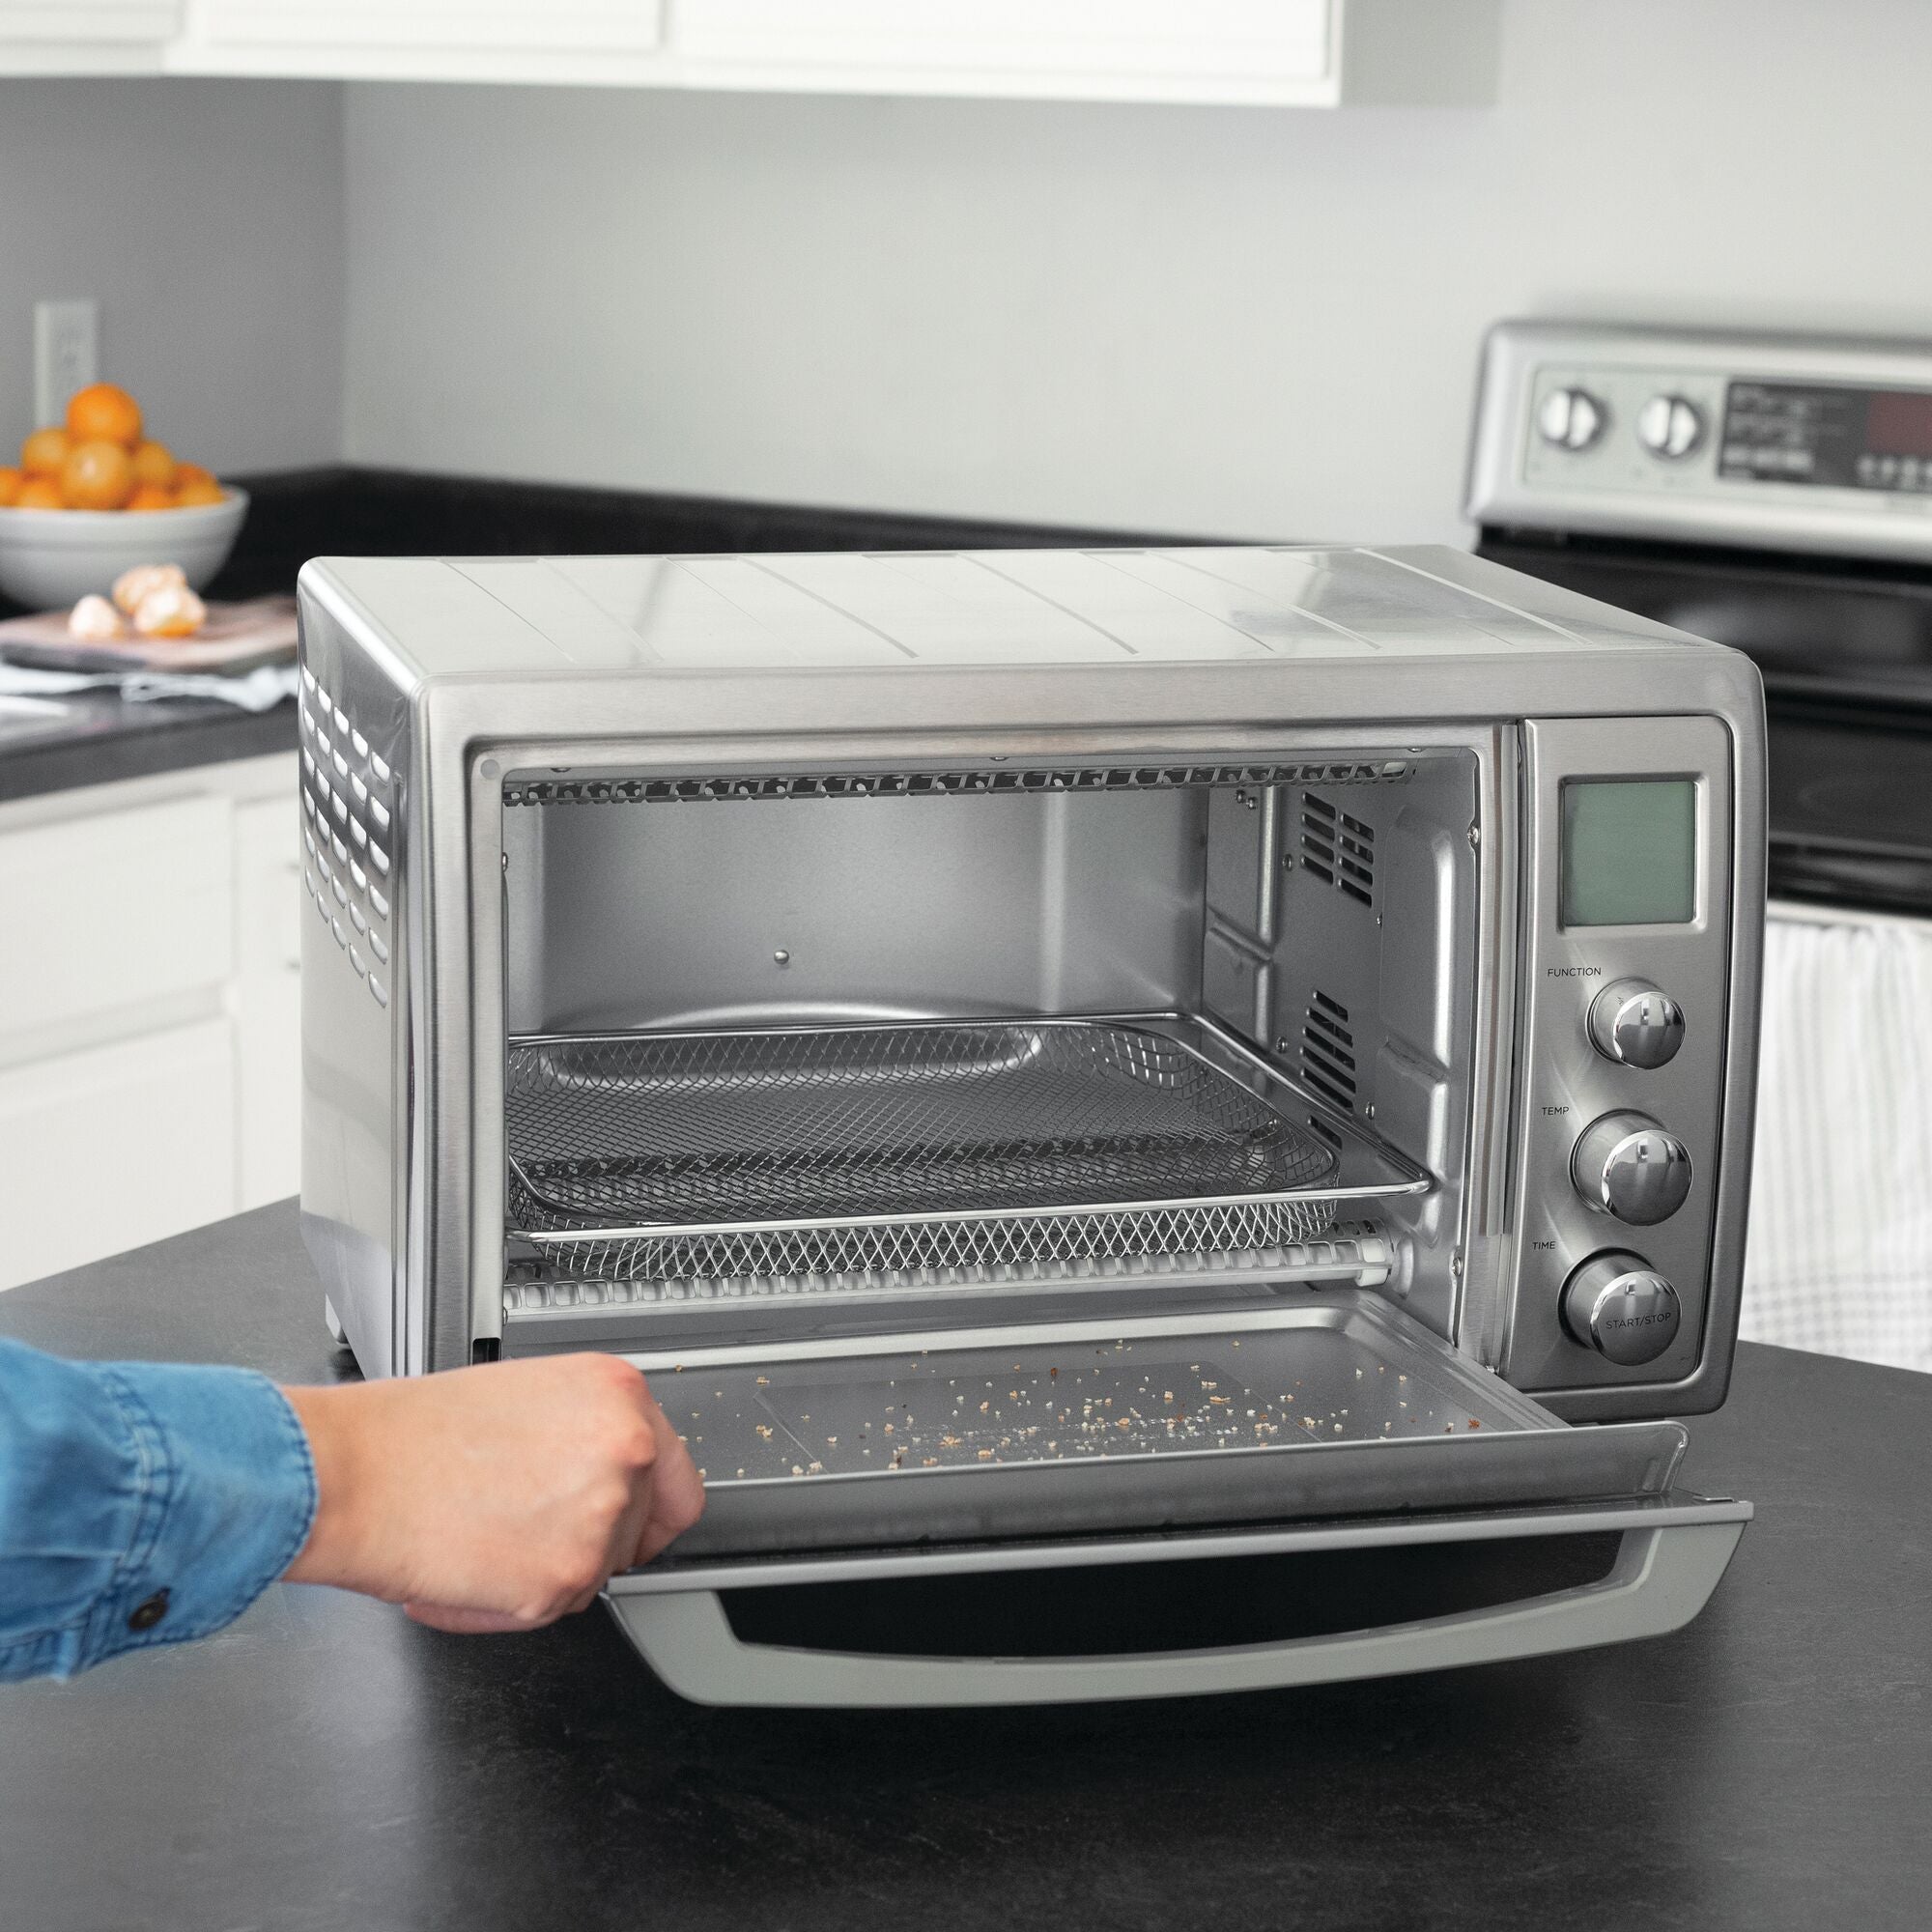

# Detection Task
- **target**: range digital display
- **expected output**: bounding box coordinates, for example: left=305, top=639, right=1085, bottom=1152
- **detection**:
left=1561, top=780, right=1697, bottom=929
left=1719, top=381, right=1932, bottom=492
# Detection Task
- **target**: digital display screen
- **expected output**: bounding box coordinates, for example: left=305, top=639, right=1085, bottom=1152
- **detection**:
left=1719, top=381, right=1932, bottom=492
left=1561, top=780, right=1697, bottom=928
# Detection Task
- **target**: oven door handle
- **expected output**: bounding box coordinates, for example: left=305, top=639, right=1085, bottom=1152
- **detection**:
left=603, top=1512, right=1747, bottom=1709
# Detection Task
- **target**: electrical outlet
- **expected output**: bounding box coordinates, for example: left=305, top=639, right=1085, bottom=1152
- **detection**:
left=34, top=299, right=99, bottom=430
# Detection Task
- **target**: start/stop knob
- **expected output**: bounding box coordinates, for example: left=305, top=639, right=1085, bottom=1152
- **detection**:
left=1572, top=1111, right=1693, bottom=1224
left=1561, top=1252, right=1683, bottom=1365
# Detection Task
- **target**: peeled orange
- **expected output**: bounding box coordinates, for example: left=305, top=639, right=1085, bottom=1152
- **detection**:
left=0, top=467, right=20, bottom=507
left=66, top=383, right=143, bottom=448
left=61, top=440, right=136, bottom=511
left=20, top=427, right=71, bottom=477
left=130, top=440, right=177, bottom=489
left=16, top=475, right=66, bottom=509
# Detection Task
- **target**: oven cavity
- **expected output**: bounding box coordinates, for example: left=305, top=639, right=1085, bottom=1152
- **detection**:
left=497, top=753, right=1475, bottom=1350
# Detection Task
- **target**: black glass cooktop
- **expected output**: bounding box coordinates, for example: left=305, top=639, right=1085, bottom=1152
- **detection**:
left=1479, top=532, right=1932, bottom=915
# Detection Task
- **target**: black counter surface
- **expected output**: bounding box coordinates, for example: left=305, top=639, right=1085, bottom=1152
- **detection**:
left=1, top=1203, right=1927, bottom=1931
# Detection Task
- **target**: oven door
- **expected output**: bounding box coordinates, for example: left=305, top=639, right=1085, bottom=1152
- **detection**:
left=601, top=1292, right=1750, bottom=1706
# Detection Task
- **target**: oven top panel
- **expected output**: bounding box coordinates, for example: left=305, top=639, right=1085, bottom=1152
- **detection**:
left=299, top=542, right=1700, bottom=682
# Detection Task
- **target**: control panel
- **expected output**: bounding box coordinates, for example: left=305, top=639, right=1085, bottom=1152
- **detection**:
left=1505, top=716, right=1733, bottom=1394
left=1466, top=321, right=1932, bottom=563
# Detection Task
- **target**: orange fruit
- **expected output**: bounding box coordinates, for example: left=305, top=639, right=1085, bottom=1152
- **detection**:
left=16, top=475, right=66, bottom=509
left=130, top=440, right=177, bottom=488
left=66, top=383, right=143, bottom=447
left=127, top=482, right=177, bottom=511
left=174, top=461, right=215, bottom=489
left=61, top=439, right=136, bottom=511
left=174, top=475, right=226, bottom=508
left=0, top=467, right=20, bottom=507
left=21, top=427, right=71, bottom=476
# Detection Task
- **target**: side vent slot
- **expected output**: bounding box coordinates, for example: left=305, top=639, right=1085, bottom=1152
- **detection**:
left=1299, top=789, right=1376, bottom=909
left=1299, top=990, right=1358, bottom=1114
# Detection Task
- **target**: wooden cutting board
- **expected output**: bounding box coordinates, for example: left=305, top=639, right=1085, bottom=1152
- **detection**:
left=0, top=595, right=297, bottom=673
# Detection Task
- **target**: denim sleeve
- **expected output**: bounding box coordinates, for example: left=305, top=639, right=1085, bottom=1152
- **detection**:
left=0, top=1337, right=319, bottom=1682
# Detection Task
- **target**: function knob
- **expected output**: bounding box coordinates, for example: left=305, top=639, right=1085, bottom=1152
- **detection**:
left=1572, top=1111, right=1693, bottom=1225
left=1561, top=1252, right=1683, bottom=1366
left=1588, top=978, right=1686, bottom=1069
left=1637, top=393, right=1705, bottom=460
left=1538, top=386, right=1606, bottom=452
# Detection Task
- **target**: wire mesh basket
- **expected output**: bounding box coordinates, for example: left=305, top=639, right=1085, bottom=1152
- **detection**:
left=505, top=1017, right=1343, bottom=1283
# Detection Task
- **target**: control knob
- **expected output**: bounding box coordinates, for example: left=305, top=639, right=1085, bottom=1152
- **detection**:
left=1588, top=978, right=1686, bottom=1069
left=1572, top=1111, right=1693, bottom=1225
left=1538, top=386, right=1606, bottom=452
left=1560, top=1252, right=1683, bottom=1366
left=1637, top=393, right=1705, bottom=461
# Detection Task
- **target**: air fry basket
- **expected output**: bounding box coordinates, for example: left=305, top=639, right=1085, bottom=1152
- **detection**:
left=502, top=1013, right=1418, bottom=1288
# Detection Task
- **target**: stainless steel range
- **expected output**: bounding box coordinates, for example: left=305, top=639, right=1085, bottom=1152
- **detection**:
left=1471, top=321, right=1932, bottom=1372
left=295, top=543, right=1761, bottom=1705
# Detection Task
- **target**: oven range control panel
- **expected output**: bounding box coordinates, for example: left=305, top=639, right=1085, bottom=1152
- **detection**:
left=1467, top=320, right=1932, bottom=563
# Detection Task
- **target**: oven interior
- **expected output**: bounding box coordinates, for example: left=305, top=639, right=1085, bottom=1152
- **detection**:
left=488, top=746, right=1625, bottom=1550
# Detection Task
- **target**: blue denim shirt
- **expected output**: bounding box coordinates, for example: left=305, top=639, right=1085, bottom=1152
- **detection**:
left=0, top=1338, right=318, bottom=1681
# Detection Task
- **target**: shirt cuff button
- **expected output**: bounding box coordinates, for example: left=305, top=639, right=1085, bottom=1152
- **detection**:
left=128, top=1589, right=171, bottom=1633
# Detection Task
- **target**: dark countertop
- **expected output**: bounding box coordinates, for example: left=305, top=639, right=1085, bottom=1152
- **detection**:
left=2, top=1202, right=1928, bottom=1932
left=0, top=468, right=1182, bottom=807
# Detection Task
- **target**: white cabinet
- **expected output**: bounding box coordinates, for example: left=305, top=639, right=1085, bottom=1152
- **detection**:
left=673, top=0, right=1337, bottom=104
left=0, top=1, right=178, bottom=73
left=0, top=1021, right=236, bottom=1290
left=7, top=0, right=1495, bottom=104
left=0, top=753, right=303, bottom=1291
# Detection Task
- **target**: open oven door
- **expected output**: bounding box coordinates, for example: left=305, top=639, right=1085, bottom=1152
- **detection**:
left=599, top=1291, right=1750, bottom=1707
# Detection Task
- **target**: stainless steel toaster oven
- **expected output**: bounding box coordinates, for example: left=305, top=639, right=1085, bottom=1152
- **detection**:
left=295, top=544, right=1763, bottom=1706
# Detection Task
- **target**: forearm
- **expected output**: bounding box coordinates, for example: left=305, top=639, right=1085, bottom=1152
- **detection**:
left=0, top=1339, right=316, bottom=1682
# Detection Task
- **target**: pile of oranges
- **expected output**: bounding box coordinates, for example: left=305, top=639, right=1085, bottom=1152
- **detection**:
left=0, top=384, right=225, bottom=513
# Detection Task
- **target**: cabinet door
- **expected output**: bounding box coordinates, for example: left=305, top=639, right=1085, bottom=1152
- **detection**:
left=232, top=795, right=304, bottom=1211
left=0, top=2, right=178, bottom=72
left=0, top=790, right=232, bottom=1051
left=675, top=0, right=1332, bottom=102
left=192, top=0, right=662, bottom=54
left=0, top=1019, right=236, bottom=1292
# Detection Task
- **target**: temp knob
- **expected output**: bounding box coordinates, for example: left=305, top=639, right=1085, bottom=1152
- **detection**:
left=1572, top=1111, right=1693, bottom=1224
left=1588, top=978, right=1686, bottom=1069
left=1637, top=393, right=1704, bottom=460
left=1561, top=1252, right=1683, bottom=1366
left=1539, top=386, right=1606, bottom=451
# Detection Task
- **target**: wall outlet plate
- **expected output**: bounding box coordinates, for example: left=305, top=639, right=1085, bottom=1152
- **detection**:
left=34, top=299, right=99, bottom=432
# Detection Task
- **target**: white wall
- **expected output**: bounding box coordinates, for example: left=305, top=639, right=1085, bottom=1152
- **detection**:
left=338, top=0, right=1932, bottom=544
left=0, top=77, right=343, bottom=474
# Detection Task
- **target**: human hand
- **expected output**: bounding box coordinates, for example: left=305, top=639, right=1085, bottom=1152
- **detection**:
left=281, top=1352, right=704, bottom=1633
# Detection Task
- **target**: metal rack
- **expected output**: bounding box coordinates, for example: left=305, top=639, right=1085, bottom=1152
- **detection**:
left=505, top=1014, right=1426, bottom=1285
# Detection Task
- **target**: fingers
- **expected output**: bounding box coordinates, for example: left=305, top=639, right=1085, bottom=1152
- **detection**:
left=406, top=1603, right=547, bottom=1634
left=631, top=1394, right=708, bottom=1569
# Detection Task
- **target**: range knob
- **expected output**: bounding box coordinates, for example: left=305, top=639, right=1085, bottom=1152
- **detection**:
left=1560, top=1252, right=1683, bottom=1366
left=1572, top=1111, right=1693, bottom=1224
left=1588, top=978, right=1686, bottom=1069
left=1538, top=386, right=1606, bottom=452
left=1637, top=393, right=1705, bottom=461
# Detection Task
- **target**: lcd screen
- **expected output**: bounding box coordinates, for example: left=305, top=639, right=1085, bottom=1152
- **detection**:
left=1561, top=780, right=1697, bottom=927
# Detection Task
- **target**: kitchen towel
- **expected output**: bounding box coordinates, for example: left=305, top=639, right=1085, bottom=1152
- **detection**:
left=1742, top=907, right=1932, bottom=1372
left=0, top=662, right=297, bottom=713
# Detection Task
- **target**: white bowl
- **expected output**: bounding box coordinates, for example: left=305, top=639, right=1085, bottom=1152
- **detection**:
left=0, top=488, right=249, bottom=611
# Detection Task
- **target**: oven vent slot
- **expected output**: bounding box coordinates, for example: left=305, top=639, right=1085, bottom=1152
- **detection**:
left=1299, top=991, right=1358, bottom=1114
left=1298, top=792, right=1376, bottom=908
left=504, top=760, right=1415, bottom=807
